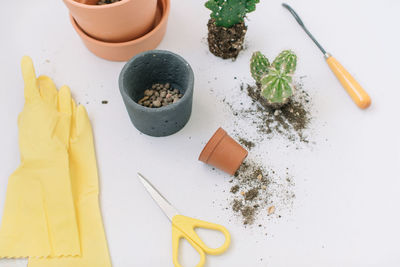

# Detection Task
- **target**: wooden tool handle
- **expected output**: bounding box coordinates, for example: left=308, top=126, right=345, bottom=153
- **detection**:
left=326, top=55, right=371, bottom=109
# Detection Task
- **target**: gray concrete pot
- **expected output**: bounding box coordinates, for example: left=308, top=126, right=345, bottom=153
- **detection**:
left=119, top=50, right=194, bottom=137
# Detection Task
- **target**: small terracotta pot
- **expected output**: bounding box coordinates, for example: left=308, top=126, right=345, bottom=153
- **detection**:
left=199, top=128, right=248, bottom=175
left=63, top=0, right=157, bottom=43
left=69, top=0, right=170, bottom=61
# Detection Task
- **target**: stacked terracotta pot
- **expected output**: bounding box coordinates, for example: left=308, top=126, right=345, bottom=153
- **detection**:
left=63, top=0, right=170, bottom=61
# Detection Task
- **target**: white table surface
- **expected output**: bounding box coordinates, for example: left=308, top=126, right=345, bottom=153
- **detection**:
left=1, top=0, right=400, bottom=266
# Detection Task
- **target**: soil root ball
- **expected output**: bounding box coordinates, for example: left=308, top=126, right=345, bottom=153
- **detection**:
left=207, top=19, right=247, bottom=59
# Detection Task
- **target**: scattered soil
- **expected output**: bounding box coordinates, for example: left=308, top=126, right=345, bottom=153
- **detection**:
left=232, top=199, right=243, bottom=212
left=230, top=185, right=239, bottom=194
left=246, top=82, right=311, bottom=142
left=241, top=206, right=256, bottom=225
left=97, top=0, right=121, bottom=5
left=244, top=188, right=259, bottom=201
left=226, top=80, right=312, bottom=144
left=138, top=83, right=183, bottom=108
left=207, top=19, right=247, bottom=59
left=247, top=83, right=310, bottom=134
left=238, top=137, right=255, bottom=150
left=229, top=159, right=295, bottom=225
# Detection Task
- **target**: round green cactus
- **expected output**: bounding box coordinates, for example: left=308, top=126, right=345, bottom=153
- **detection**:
left=260, top=68, right=294, bottom=104
left=250, top=51, right=270, bottom=84
left=205, top=0, right=260, bottom=28
left=272, top=50, right=297, bottom=74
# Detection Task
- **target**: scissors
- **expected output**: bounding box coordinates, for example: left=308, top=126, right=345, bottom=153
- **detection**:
left=138, top=173, right=231, bottom=267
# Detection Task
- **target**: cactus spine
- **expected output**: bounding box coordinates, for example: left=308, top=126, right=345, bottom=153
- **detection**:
left=205, top=0, right=260, bottom=28
left=250, top=51, right=270, bottom=84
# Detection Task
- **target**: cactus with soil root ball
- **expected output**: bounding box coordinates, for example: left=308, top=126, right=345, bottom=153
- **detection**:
left=205, top=0, right=260, bottom=28
left=250, top=51, right=270, bottom=84
left=272, top=50, right=297, bottom=75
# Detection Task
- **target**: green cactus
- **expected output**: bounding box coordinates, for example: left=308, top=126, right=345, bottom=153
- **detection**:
left=250, top=51, right=270, bottom=84
left=205, top=0, right=260, bottom=28
left=249, top=50, right=297, bottom=105
left=260, top=68, right=294, bottom=104
left=272, top=50, right=297, bottom=74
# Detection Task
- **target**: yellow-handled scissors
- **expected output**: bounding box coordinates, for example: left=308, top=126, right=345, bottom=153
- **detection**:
left=138, top=173, right=231, bottom=267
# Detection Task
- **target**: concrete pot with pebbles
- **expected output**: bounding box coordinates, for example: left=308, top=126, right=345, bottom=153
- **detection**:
left=205, top=0, right=260, bottom=59
left=119, top=50, right=194, bottom=137
left=199, top=128, right=248, bottom=175
left=63, top=0, right=158, bottom=43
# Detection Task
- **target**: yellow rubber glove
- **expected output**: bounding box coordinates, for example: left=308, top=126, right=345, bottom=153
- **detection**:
left=0, top=57, right=80, bottom=258
left=28, top=93, right=112, bottom=265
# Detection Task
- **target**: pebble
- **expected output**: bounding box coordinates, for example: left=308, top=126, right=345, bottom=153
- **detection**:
left=144, top=90, right=153, bottom=96
left=97, top=0, right=121, bottom=5
left=268, top=206, right=276, bottom=215
left=138, top=83, right=183, bottom=108
left=153, top=100, right=161, bottom=108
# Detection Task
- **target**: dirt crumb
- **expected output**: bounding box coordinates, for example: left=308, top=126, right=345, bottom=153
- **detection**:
left=230, top=185, right=240, bottom=194
left=238, top=137, right=255, bottom=150
left=244, top=188, right=259, bottom=201
left=241, top=206, right=256, bottom=225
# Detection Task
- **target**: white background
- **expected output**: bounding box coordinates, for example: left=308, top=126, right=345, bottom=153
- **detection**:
left=1, top=0, right=400, bottom=266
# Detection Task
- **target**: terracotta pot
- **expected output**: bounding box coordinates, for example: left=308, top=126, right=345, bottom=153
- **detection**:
left=69, top=0, right=170, bottom=61
left=199, top=128, right=248, bottom=175
left=63, top=0, right=157, bottom=42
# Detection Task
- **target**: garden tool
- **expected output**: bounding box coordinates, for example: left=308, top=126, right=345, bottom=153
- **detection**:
left=0, top=57, right=80, bottom=258
left=282, top=3, right=371, bottom=109
left=138, top=173, right=231, bottom=267
left=29, top=98, right=111, bottom=266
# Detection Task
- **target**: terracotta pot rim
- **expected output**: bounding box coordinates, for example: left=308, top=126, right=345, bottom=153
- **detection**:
left=198, top=128, right=227, bottom=163
left=69, top=0, right=170, bottom=47
left=64, top=0, right=130, bottom=9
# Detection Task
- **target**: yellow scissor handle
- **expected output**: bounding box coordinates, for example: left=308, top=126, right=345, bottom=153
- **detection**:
left=326, top=55, right=371, bottom=109
left=172, top=215, right=231, bottom=267
left=172, top=225, right=206, bottom=267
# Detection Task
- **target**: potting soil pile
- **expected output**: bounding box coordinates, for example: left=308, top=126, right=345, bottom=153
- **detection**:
left=228, top=159, right=295, bottom=226
left=229, top=78, right=313, bottom=144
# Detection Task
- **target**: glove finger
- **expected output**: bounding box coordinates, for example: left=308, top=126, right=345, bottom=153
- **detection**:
left=70, top=98, right=78, bottom=141
left=76, top=104, right=91, bottom=137
left=38, top=75, right=58, bottom=108
left=58, top=85, right=72, bottom=116
left=56, top=86, right=73, bottom=146
left=21, top=56, right=40, bottom=101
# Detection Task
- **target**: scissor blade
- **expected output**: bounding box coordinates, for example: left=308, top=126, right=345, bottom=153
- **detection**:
left=137, top=173, right=180, bottom=221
